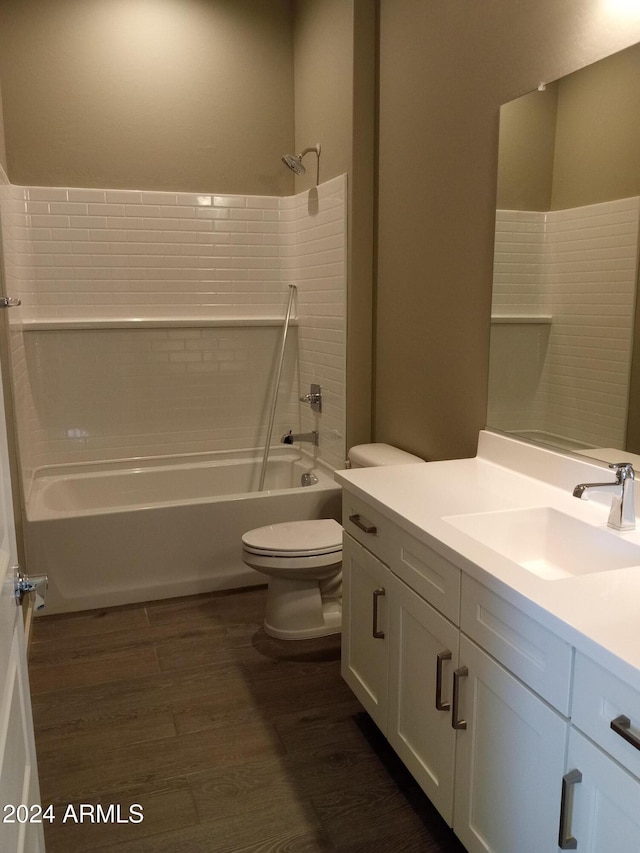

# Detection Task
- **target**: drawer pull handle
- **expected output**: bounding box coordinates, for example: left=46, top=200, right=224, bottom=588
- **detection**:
left=451, top=666, right=468, bottom=730
left=435, top=650, right=452, bottom=711
left=611, top=714, right=640, bottom=751
left=349, top=514, right=377, bottom=535
left=558, top=769, right=582, bottom=849
left=372, top=588, right=385, bottom=639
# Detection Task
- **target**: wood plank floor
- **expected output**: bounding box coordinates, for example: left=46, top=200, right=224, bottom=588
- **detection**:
left=29, top=586, right=468, bottom=852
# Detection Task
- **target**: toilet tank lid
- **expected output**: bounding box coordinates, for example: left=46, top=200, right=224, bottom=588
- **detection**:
left=348, top=443, right=425, bottom=467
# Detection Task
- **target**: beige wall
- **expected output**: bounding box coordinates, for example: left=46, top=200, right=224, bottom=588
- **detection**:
left=0, top=0, right=295, bottom=195
left=292, top=0, right=376, bottom=450
left=496, top=84, right=558, bottom=212
left=292, top=0, right=353, bottom=193
left=376, top=0, right=640, bottom=461
left=498, top=43, right=640, bottom=212
left=552, top=42, right=640, bottom=209
left=0, top=86, right=7, bottom=173
left=346, top=0, right=376, bottom=450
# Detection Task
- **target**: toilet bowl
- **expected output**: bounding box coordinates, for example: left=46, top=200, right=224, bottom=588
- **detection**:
left=242, top=443, right=424, bottom=640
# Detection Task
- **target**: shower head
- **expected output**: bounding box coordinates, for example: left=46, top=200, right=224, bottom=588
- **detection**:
left=281, top=144, right=322, bottom=184
left=281, top=153, right=306, bottom=175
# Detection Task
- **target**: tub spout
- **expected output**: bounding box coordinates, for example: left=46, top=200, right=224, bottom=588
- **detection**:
left=281, top=430, right=319, bottom=446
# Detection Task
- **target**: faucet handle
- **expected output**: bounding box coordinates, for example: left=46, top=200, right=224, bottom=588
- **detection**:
left=609, top=462, right=635, bottom=481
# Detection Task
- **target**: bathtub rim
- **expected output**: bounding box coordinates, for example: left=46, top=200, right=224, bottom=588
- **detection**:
left=26, top=446, right=341, bottom=523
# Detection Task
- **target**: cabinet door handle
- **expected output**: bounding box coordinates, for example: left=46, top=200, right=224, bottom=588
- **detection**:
left=435, top=650, right=452, bottom=711
left=451, top=665, right=468, bottom=730
left=372, top=588, right=385, bottom=639
left=349, top=513, right=377, bottom=535
left=611, top=714, right=640, bottom=751
left=558, top=769, right=582, bottom=849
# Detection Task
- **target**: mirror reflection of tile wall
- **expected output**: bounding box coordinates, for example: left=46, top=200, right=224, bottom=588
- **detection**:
left=489, top=197, right=640, bottom=452
left=489, top=42, right=640, bottom=456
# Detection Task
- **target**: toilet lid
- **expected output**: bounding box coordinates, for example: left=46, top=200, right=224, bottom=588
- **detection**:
left=242, top=519, right=343, bottom=557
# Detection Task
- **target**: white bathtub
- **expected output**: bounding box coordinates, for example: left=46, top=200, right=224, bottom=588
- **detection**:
left=24, top=448, right=342, bottom=614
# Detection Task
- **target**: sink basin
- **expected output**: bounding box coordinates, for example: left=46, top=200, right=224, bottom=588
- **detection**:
left=443, top=506, right=640, bottom=580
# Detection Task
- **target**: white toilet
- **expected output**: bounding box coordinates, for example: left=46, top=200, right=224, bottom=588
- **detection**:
left=241, top=443, right=424, bottom=640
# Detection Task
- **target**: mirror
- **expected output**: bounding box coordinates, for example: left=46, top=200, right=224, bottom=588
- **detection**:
left=487, top=42, right=640, bottom=464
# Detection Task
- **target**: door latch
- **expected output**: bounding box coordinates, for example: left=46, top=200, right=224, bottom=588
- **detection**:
left=15, top=568, right=48, bottom=611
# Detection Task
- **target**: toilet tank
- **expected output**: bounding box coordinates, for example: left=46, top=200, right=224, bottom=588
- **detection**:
left=348, top=443, right=425, bottom=468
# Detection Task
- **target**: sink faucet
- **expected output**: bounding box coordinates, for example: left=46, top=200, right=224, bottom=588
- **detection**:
left=573, top=462, right=636, bottom=531
left=281, top=430, right=319, bottom=447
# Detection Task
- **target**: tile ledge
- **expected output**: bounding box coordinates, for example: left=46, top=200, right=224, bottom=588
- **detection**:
left=22, top=316, right=298, bottom=331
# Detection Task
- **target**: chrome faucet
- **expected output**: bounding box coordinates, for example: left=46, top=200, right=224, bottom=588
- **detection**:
left=573, top=462, right=636, bottom=531
left=281, top=430, right=319, bottom=447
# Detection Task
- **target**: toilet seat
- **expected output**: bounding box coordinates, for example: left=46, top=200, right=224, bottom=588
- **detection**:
left=242, top=518, right=343, bottom=580
left=241, top=519, right=342, bottom=558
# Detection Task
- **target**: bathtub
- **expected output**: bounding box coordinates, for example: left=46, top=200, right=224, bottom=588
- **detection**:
left=24, top=448, right=342, bottom=614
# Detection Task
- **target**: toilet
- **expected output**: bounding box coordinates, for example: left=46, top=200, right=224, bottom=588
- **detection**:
left=241, top=443, right=424, bottom=640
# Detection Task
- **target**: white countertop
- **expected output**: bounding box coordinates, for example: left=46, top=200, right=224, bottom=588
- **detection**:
left=336, top=430, right=640, bottom=692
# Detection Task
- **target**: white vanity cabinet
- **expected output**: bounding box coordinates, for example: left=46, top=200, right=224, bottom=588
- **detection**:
left=338, top=432, right=640, bottom=853
left=341, top=531, right=463, bottom=823
left=454, top=577, right=572, bottom=852
left=341, top=533, right=390, bottom=733
left=387, top=572, right=459, bottom=822
left=561, top=728, right=640, bottom=852
left=453, top=634, right=568, bottom=853
left=341, top=491, right=573, bottom=853
left=559, top=653, right=640, bottom=850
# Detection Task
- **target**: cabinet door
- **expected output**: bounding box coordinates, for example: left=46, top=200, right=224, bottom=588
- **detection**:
left=388, top=574, right=459, bottom=824
left=453, top=635, right=568, bottom=853
left=341, top=534, right=389, bottom=733
left=562, top=727, right=640, bottom=852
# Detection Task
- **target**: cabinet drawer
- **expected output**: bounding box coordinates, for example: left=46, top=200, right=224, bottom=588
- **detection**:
left=391, top=534, right=460, bottom=625
left=460, top=576, right=572, bottom=714
left=342, top=493, right=396, bottom=567
left=573, top=652, right=640, bottom=779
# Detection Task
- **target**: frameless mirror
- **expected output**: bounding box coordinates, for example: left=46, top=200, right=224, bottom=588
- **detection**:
left=487, top=42, right=640, bottom=464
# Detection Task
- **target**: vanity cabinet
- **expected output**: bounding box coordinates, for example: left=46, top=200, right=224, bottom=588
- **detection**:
left=560, top=652, right=640, bottom=850
left=453, top=634, right=567, bottom=853
left=387, top=572, right=459, bottom=822
left=341, top=533, right=389, bottom=733
left=339, top=432, right=640, bottom=853
left=341, top=494, right=572, bottom=853
left=562, top=728, right=640, bottom=851
left=342, top=530, right=463, bottom=820
left=342, top=531, right=462, bottom=822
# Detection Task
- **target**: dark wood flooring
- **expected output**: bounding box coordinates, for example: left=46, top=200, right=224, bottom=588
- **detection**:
left=28, top=586, right=467, bottom=852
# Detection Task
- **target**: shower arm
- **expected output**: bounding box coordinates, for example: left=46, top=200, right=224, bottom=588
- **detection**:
left=300, top=145, right=321, bottom=186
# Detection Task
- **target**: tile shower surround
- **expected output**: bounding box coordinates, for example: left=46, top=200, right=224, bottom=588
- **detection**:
left=491, top=197, right=640, bottom=449
left=0, top=174, right=346, bottom=483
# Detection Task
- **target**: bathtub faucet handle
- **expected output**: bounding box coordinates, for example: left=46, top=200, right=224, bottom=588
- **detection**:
left=299, top=384, right=322, bottom=413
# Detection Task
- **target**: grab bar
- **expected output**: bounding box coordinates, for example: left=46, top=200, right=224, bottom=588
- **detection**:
left=258, top=284, right=297, bottom=491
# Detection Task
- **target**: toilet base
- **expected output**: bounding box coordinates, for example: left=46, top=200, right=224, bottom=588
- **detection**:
left=263, top=576, right=342, bottom=640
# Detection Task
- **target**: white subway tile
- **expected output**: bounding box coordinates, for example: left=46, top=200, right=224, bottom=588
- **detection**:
left=89, top=203, right=125, bottom=217
left=50, top=202, right=88, bottom=215
left=106, top=190, right=142, bottom=204
left=141, top=192, right=176, bottom=206
left=213, top=195, right=246, bottom=208
left=28, top=188, right=68, bottom=202
left=29, top=214, right=70, bottom=228
left=68, top=189, right=107, bottom=203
